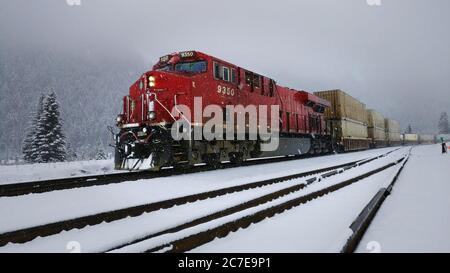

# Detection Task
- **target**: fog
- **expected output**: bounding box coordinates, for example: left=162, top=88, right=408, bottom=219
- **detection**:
left=1, top=0, right=449, bottom=158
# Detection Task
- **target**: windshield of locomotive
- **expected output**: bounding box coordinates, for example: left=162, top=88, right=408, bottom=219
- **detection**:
left=156, top=61, right=207, bottom=74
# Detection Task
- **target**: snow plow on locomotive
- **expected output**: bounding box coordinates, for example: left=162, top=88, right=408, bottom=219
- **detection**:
left=114, top=51, right=333, bottom=171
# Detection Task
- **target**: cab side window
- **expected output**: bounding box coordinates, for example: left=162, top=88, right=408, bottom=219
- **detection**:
left=231, top=69, right=237, bottom=84
left=214, top=61, right=237, bottom=85
left=260, top=77, right=265, bottom=95
left=223, top=67, right=230, bottom=82
left=245, top=71, right=253, bottom=85
left=214, top=62, right=223, bottom=80
left=269, top=79, right=274, bottom=97
left=253, top=74, right=261, bottom=88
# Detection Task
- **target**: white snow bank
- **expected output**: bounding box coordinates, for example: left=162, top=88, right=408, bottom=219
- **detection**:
left=0, top=159, right=122, bottom=185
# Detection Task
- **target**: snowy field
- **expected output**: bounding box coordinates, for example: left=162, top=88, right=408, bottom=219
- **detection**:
left=190, top=150, right=408, bottom=253
left=115, top=148, right=409, bottom=253
left=357, top=144, right=450, bottom=253
left=0, top=148, right=407, bottom=253
left=188, top=144, right=450, bottom=253
left=0, top=159, right=120, bottom=185
left=4, top=146, right=447, bottom=253
left=0, top=147, right=406, bottom=253
left=0, top=147, right=397, bottom=234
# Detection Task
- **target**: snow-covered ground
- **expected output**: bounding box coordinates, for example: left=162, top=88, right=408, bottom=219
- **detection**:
left=357, top=144, right=450, bottom=253
left=1, top=144, right=445, bottom=254
left=116, top=148, right=408, bottom=253
left=0, top=159, right=120, bottom=185
left=186, top=145, right=450, bottom=253
left=0, top=147, right=407, bottom=252
left=0, top=147, right=397, bottom=234
left=188, top=150, right=408, bottom=253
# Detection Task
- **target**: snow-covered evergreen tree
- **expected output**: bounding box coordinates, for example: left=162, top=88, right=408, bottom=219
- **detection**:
left=66, top=141, right=78, bottom=161
left=406, top=124, right=413, bottom=134
left=94, top=141, right=107, bottom=160
left=438, top=112, right=450, bottom=134
left=35, top=91, right=67, bottom=163
left=22, top=94, right=45, bottom=163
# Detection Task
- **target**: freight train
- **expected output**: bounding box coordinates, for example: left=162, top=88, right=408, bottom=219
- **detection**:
left=114, top=51, right=332, bottom=171
left=113, top=51, right=425, bottom=171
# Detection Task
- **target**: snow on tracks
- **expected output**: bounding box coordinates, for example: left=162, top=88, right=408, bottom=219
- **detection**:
left=0, top=147, right=405, bottom=252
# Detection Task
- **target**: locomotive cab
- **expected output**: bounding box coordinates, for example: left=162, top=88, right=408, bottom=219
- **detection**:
left=114, top=51, right=211, bottom=170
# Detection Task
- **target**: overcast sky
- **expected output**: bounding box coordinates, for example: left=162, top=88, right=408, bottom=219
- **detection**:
left=1, top=0, right=449, bottom=133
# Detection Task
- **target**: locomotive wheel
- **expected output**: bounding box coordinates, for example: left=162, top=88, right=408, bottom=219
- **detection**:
left=229, top=152, right=243, bottom=165
left=173, top=162, right=191, bottom=171
left=204, top=154, right=222, bottom=169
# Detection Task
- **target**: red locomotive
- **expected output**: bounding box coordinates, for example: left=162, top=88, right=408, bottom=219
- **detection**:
left=115, top=51, right=332, bottom=170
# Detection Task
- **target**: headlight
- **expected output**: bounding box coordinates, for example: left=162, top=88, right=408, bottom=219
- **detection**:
left=116, top=115, right=123, bottom=123
left=149, top=76, right=156, bottom=87
left=148, top=111, right=156, bottom=120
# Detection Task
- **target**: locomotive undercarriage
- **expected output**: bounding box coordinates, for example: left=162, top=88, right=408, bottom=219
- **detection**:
left=114, top=124, right=333, bottom=171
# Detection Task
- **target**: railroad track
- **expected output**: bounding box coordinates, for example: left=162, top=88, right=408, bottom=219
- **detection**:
left=0, top=148, right=400, bottom=198
left=138, top=156, right=407, bottom=253
left=0, top=153, right=331, bottom=197
left=0, top=151, right=394, bottom=248
left=0, top=148, right=402, bottom=252
left=341, top=147, right=412, bottom=253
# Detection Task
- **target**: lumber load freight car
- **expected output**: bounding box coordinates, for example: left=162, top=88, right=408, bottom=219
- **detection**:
left=385, top=118, right=402, bottom=146
left=314, top=89, right=370, bottom=152
left=367, top=110, right=387, bottom=148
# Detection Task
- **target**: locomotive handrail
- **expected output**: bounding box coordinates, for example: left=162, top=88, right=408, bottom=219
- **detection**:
left=173, top=94, right=192, bottom=126
left=273, top=81, right=285, bottom=112
left=147, top=92, right=178, bottom=124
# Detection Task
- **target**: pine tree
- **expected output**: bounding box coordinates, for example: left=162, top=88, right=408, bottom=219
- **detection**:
left=35, top=91, right=67, bottom=163
left=66, top=141, right=78, bottom=161
left=94, top=141, right=107, bottom=160
left=406, top=124, right=413, bottom=134
left=22, top=95, right=45, bottom=163
left=438, top=112, right=450, bottom=134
